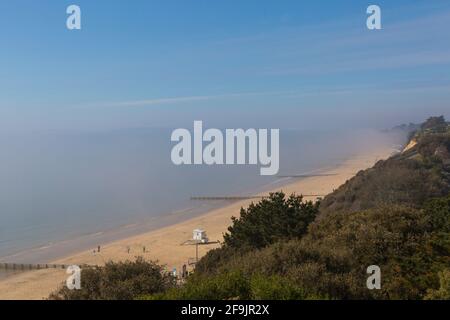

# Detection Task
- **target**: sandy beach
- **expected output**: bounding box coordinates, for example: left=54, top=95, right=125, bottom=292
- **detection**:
left=0, top=144, right=395, bottom=300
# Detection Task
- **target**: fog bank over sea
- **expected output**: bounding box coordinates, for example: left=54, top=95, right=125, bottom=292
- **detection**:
left=0, top=127, right=404, bottom=265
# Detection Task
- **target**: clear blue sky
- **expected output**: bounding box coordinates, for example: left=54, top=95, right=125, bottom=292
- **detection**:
left=1, top=0, right=450, bottom=132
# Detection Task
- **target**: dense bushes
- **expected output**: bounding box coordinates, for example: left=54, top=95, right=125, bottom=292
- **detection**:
left=425, top=269, right=450, bottom=299
left=164, top=197, right=449, bottom=300
left=50, top=257, right=175, bottom=300
left=147, top=271, right=313, bottom=300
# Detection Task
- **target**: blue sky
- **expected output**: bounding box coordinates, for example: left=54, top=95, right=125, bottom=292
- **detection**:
left=0, top=0, right=450, bottom=132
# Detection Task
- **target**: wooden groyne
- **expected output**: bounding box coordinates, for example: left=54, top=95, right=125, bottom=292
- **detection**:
left=191, top=196, right=268, bottom=201
left=0, top=262, right=96, bottom=271
left=276, top=173, right=338, bottom=178
left=191, top=194, right=326, bottom=201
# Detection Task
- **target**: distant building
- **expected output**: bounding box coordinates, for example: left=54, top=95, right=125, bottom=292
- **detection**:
left=193, top=229, right=208, bottom=243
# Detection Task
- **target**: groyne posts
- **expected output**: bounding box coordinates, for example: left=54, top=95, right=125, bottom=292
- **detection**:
left=0, top=262, right=94, bottom=271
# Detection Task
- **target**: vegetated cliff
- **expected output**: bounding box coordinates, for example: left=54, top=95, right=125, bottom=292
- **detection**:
left=319, top=116, right=450, bottom=216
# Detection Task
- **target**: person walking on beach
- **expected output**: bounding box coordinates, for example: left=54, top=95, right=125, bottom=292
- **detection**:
left=126, top=246, right=130, bottom=254
left=97, top=245, right=101, bottom=253
left=143, top=246, right=146, bottom=253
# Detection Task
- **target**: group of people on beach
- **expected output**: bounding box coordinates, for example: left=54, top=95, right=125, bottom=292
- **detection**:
left=91, top=245, right=147, bottom=255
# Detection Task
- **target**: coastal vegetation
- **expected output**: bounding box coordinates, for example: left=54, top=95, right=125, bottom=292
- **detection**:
left=49, top=257, right=174, bottom=300
left=50, top=116, right=450, bottom=300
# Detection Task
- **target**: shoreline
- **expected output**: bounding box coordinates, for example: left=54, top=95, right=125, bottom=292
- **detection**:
left=0, top=176, right=303, bottom=267
left=0, top=160, right=340, bottom=267
left=0, top=199, right=228, bottom=266
left=0, top=143, right=396, bottom=299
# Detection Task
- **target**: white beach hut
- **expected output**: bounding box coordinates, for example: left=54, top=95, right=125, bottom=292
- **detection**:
left=193, top=229, right=208, bottom=243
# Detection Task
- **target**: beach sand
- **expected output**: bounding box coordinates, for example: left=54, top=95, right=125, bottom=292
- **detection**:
left=0, top=144, right=395, bottom=300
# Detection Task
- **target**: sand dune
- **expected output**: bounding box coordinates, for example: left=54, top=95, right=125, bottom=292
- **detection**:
left=0, top=145, right=394, bottom=300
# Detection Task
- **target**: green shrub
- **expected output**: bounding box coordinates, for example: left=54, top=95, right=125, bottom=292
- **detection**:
left=185, top=200, right=450, bottom=300
left=425, top=269, right=450, bottom=300
left=224, top=192, right=319, bottom=250
left=49, top=257, right=175, bottom=300
left=249, top=274, right=307, bottom=300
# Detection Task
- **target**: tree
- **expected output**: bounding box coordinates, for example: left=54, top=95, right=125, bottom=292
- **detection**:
left=223, top=192, right=319, bottom=250
left=421, top=116, right=447, bottom=131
